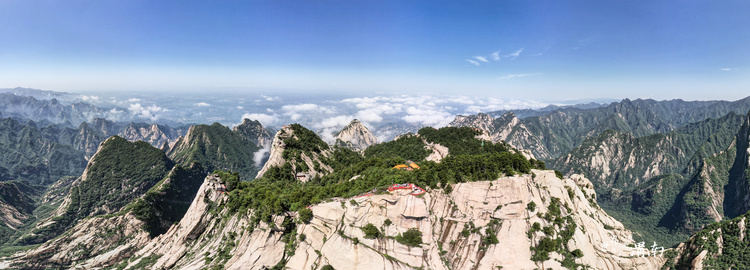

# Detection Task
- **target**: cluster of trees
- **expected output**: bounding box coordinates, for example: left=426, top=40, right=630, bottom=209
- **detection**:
left=395, top=228, right=422, bottom=247
left=527, top=197, right=584, bottom=269
left=418, top=126, right=508, bottom=156
left=283, top=123, right=328, bottom=154
left=361, top=223, right=381, bottom=239
left=220, top=126, right=547, bottom=226
left=363, top=134, right=431, bottom=161
left=131, top=163, right=205, bottom=237
left=670, top=212, right=750, bottom=269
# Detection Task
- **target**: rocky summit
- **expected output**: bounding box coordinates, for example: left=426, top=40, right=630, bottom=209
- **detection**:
left=335, top=119, right=378, bottom=151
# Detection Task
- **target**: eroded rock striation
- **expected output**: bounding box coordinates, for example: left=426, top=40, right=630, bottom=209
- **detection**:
left=3, top=170, right=672, bottom=269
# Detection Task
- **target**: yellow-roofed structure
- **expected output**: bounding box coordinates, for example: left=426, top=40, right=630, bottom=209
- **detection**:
left=393, top=164, right=410, bottom=170
left=393, top=160, right=420, bottom=170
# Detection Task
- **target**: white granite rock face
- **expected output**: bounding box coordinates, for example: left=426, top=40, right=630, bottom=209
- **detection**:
left=3, top=171, right=667, bottom=269
left=335, top=119, right=378, bottom=151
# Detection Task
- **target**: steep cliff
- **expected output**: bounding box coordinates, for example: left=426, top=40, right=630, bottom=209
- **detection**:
left=546, top=112, right=746, bottom=246
left=233, top=118, right=275, bottom=170
left=256, top=124, right=334, bottom=180
left=0, top=182, right=38, bottom=230
left=233, top=118, right=274, bottom=149
left=724, top=112, right=750, bottom=218
left=664, top=212, right=750, bottom=269
left=10, top=170, right=669, bottom=269
left=0, top=160, right=204, bottom=269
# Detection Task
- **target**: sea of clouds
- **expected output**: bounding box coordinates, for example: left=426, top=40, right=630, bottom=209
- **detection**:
left=67, top=91, right=550, bottom=142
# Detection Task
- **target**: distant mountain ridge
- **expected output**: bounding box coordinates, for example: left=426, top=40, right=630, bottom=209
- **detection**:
left=488, top=101, right=608, bottom=118
left=0, top=93, right=117, bottom=127
left=0, top=87, right=72, bottom=100
left=550, top=111, right=748, bottom=246
left=90, top=117, right=189, bottom=151
left=0, top=118, right=87, bottom=185
left=451, top=96, right=750, bottom=159
left=0, top=90, right=189, bottom=128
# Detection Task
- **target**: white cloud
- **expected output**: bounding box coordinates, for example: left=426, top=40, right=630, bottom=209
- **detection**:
left=474, top=56, right=489, bottom=63
left=128, top=98, right=141, bottom=102
left=81, top=95, right=100, bottom=102
left=253, top=144, right=271, bottom=168
left=128, top=103, right=163, bottom=121
left=319, top=115, right=354, bottom=129
left=490, top=51, right=500, bottom=61
left=497, top=73, right=536, bottom=80
left=102, top=108, right=127, bottom=121
left=340, top=97, right=408, bottom=124
left=356, top=109, right=384, bottom=123
left=194, top=102, right=211, bottom=107
left=315, top=115, right=355, bottom=143
left=261, top=95, right=276, bottom=101
left=491, top=51, right=501, bottom=61
left=280, top=103, right=335, bottom=121
left=468, top=48, right=523, bottom=66
left=466, top=59, right=481, bottom=66
left=464, top=98, right=547, bottom=114
left=241, top=113, right=278, bottom=127
left=342, top=97, right=380, bottom=108
left=507, top=48, right=524, bottom=59
left=401, top=106, right=454, bottom=127
left=720, top=68, right=733, bottom=71
left=281, top=103, right=332, bottom=113
left=236, top=106, right=244, bottom=110
left=443, top=96, right=475, bottom=105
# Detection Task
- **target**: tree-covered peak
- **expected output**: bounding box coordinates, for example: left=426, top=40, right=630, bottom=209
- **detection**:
left=169, top=122, right=261, bottom=181
left=283, top=123, right=329, bottom=154
left=19, top=135, right=174, bottom=244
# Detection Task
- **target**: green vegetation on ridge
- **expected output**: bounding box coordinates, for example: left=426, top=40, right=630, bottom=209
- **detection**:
left=363, top=134, right=431, bottom=161
left=666, top=211, right=750, bottom=269
left=131, top=162, right=206, bottom=237
left=220, top=125, right=545, bottom=227
left=169, top=122, right=261, bottom=180
left=0, top=117, right=87, bottom=185
left=19, top=136, right=174, bottom=245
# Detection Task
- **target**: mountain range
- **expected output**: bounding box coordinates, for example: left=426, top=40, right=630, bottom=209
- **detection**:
left=1, top=92, right=750, bottom=269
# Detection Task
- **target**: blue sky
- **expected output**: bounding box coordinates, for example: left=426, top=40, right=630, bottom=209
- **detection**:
left=1, top=0, right=749, bottom=102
